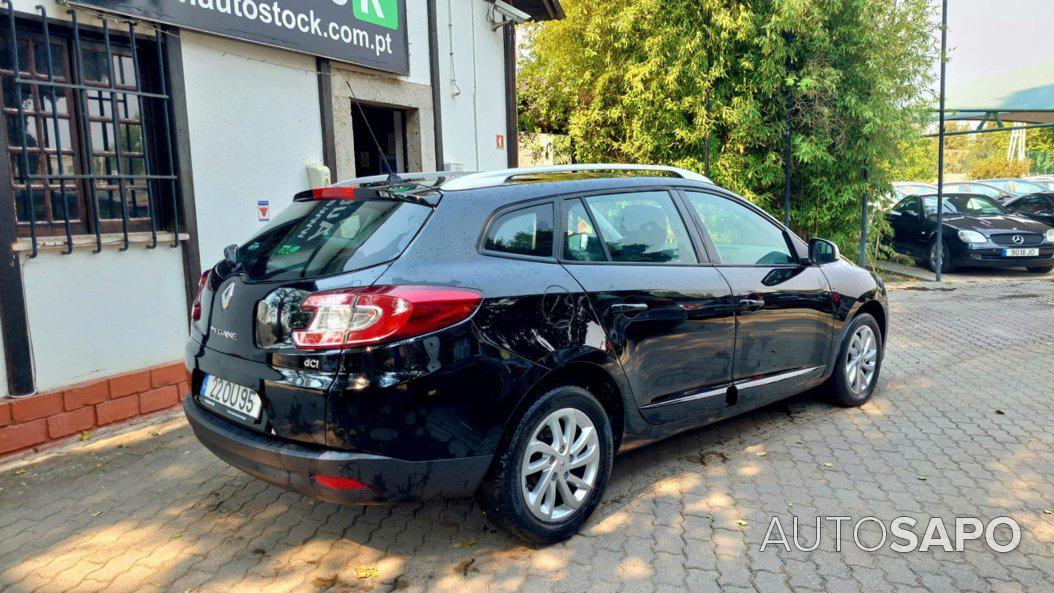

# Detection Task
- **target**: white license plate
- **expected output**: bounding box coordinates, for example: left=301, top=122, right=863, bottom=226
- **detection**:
left=1003, top=248, right=1039, bottom=257
left=200, top=375, right=262, bottom=421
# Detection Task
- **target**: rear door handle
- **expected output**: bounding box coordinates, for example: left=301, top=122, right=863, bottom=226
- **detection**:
left=738, top=298, right=765, bottom=313
left=610, top=303, right=649, bottom=315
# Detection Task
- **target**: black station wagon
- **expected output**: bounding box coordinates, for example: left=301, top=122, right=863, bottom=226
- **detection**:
left=184, top=165, right=888, bottom=544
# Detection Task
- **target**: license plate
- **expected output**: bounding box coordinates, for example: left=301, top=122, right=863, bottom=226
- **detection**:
left=200, top=375, right=262, bottom=421
left=1003, top=248, right=1039, bottom=257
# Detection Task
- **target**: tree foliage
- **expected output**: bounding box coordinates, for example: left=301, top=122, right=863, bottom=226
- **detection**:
left=519, top=0, right=937, bottom=264
left=969, top=155, right=1031, bottom=179
left=888, top=123, right=1054, bottom=181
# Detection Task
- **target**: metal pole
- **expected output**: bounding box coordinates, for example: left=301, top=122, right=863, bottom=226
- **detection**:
left=783, top=89, right=792, bottom=227
left=935, top=0, right=948, bottom=282
left=783, top=34, right=793, bottom=228
left=859, top=168, right=868, bottom=267
left=704, top=117, right=711, bottom=177
left=704, top=27, right=711, bottom=178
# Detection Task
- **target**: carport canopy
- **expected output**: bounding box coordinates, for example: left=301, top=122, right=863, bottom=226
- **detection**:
left=942, top=62, right=1054, bottom=127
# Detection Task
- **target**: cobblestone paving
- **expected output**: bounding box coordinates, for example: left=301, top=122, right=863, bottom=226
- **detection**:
left=1, top=279, right=1053, bottom=593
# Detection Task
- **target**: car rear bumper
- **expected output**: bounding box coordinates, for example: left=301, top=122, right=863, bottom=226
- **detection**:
left=183, top=397, right=492, bottom=504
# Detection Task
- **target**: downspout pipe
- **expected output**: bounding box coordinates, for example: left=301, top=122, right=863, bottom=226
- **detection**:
left=427, top=0, right=445, bottom=170
left=503, top=24, right=518, bottom=168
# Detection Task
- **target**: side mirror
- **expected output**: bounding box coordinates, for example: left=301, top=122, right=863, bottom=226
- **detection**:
left=808, top=238, right=840, bottom=265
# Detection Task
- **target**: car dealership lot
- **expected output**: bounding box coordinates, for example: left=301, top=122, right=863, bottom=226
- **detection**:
left=1, top=279, right=1052, bottom=593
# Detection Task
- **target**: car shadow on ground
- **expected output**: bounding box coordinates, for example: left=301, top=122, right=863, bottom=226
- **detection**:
left=0, top=382, right=848, bottom=592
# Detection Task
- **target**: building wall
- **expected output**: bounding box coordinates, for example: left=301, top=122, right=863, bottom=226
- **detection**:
left=330, top=0, right=511, bottom=178
left=0, top=0, right=520, bottom=456
left=0, top=2, right=180, bottom=398
left=22, top=248, right=188, bottom=393
left=180, top=32, right=325, bottom=269
left=434, top=0, right=510, bottom=171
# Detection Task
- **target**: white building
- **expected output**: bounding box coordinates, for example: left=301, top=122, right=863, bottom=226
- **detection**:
left=0, top=0, right=563, bottom=454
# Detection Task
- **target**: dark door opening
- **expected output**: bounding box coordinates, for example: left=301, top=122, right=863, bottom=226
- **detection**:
left=351, top=104, right=406, bottom=177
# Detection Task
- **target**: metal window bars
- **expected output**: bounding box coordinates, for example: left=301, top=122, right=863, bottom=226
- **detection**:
left=1, top=1, right=180, bottom=257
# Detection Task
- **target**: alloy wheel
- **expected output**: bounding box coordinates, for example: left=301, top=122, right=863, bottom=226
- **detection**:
left=520, top=407, right=600, bottom=523
left=845, top=325, right=879, bottom=396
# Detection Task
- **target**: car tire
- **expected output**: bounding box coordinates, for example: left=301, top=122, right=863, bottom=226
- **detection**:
left=927, top=240, right=955, bottom=273
left=825, top=313, right=884, bottom=407
left=477, top=385, right=613, bottom=545
left=1026, top=266, right=1053, bottom=274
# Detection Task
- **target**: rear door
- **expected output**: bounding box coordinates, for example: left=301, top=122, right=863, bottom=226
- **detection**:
left=682, top=190, right=834, bottom=406
left=558, top=189, right=737, bottom=424
left=196, top=196, right=432, bottom=440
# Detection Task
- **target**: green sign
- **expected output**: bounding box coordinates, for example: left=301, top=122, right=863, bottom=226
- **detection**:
left=353, top=0, right=399, bottom=30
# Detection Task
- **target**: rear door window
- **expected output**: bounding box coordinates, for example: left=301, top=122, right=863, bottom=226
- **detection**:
left=483, top=203, right=554, bottom=257
left=581, top=191, right=697, bottom=263
left=236, top=199, right=431, bottom=281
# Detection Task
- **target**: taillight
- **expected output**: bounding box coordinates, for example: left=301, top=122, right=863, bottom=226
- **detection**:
left=291, top=285, right=482, bottom=350
left=191, top=270, right=210, bottom=322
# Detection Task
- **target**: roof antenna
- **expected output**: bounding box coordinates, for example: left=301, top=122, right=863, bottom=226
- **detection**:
left=344, top=80, right=402, bottom=187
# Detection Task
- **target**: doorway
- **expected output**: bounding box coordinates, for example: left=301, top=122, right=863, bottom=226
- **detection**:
left=351, top=104, right=407, bottom=176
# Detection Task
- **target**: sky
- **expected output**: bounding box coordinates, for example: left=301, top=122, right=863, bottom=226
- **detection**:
left=932, top=0, right=1054, bottom=96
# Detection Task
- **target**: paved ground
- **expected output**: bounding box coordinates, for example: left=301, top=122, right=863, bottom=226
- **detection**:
left=1, top=279, right=1053, bottom=593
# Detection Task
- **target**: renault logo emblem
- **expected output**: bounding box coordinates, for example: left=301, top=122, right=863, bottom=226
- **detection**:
left=1012, top=235, right=1025, bottom=245
left=221, top=283, right=236, bottom=310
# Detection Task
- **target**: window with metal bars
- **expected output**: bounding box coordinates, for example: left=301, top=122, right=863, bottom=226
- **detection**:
left=0, top=7, right=181, bottom=256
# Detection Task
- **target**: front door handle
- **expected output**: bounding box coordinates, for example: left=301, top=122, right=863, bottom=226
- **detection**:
left=610, top=303, right=649, bottom=315
left=738, top=298, right=765, bottom=313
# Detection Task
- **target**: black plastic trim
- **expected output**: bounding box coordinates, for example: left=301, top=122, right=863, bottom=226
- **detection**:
left=184, top=396, right=492, bottom=503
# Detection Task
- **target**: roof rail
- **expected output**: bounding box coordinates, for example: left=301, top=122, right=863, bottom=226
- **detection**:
left=438, top=164, right=713, bottom=190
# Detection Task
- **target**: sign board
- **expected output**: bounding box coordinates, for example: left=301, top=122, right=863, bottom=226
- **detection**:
left=257, top=200, right=270, bottom=221
left=69, top=0, right=409, bottom=74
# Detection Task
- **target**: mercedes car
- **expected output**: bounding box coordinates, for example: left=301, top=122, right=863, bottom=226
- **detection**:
left=886, top=193, right=1054, bottom=273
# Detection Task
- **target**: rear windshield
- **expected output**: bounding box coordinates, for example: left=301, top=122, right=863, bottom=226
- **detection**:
left=235, top=199, right=430, bottom=281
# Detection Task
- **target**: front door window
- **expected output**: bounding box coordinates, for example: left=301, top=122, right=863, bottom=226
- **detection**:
left=684, top=192, right=793, bottom=265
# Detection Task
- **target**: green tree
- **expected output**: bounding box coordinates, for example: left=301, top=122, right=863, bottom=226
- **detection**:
left=519, top=0, right=937, bottom=264
left=888, top=135, right=937, bottom=183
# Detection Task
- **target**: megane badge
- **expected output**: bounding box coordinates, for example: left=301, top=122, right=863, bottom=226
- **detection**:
left=221, top=283, right=236, bottom=310
left=1012, top=235, right=1025, bottom=245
